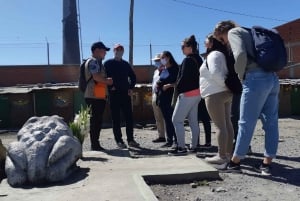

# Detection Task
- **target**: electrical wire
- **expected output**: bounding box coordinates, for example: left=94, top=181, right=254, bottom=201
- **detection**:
left=170, top=0, right=288, bottom=22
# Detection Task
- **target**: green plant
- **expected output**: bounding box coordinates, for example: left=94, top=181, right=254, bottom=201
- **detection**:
left=69, top=106, right=91, bottom=144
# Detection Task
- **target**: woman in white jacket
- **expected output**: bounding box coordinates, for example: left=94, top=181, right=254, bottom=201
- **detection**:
left=199, top=34, right=234, bottom=164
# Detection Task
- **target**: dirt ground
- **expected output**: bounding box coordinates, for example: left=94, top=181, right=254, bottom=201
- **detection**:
left=1, top=117, right=300, bottom=201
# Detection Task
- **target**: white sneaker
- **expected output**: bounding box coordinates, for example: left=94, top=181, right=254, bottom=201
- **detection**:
left=204, top=155, right=227, bottom=165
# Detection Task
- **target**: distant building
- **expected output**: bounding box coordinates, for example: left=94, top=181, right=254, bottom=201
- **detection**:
left=275, top=18, right=300, bottom=78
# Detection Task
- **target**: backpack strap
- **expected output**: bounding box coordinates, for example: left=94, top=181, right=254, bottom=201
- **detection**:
left=241, top=27, right=257, bottom=63
left=84, top=58, right=93, bottom=84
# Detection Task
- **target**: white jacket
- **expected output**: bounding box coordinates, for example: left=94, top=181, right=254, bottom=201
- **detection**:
left=199, top=51, right=228, bottom=98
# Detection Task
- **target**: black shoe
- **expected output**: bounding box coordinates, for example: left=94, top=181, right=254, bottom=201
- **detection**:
left=152, top=137, right=166, bottom=143
left=91, top=145, right=105, bottom=151
left=188, top=147, right=198, bottom=153
left=128, top=140, right=140, bottom=147
left=222, top=160, right=242, bottom=173
left=255, top=163, right=271, bottom=176
left=161, top=142, right=173, bottom=148
left=117, top=142, right=127, bottom=149
left=202, top=143, right=212, bottom=148
left=187, top=144, right=198, bottom=153
left=168, top=147, right=188, bottom=156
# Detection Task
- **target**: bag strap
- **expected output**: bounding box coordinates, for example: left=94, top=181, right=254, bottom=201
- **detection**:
left=84, top=58, right=93, bottom=83
left=206, top=60, right=209, bottom=69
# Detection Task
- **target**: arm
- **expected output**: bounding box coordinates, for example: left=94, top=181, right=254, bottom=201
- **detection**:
left=206, top=51, right=228, bottom=87
left=228, top=28, right=247, bottom=80
left=128, top=64, right=136, bottom=89
left=93, top=73, right=113, bottom=85
left=162, top=66, right=178, bottom=91
left=177, top=58, right=194, bottom=86
left=89, top=60, right=113, bottom=85
left=127, top=63, right=136, bottom=96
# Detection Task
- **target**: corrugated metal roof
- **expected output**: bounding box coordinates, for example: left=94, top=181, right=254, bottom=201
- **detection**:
left=0, top=83, right=77, bottom=94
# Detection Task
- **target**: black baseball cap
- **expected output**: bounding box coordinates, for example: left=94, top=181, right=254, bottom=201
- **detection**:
left=91, top=42, right=110, bottom=52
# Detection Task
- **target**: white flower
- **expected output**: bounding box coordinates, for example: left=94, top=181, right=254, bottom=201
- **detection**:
left=69, top=106, right=91, bottom=144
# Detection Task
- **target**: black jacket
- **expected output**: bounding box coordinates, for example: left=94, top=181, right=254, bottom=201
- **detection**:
left=176, top=53, right=203, bottom=94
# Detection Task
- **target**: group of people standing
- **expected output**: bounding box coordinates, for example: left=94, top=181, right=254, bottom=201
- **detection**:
left=151, top=20, right=280, bottom=176
left=83, top=42, right=139, bottom=152
left=82, top=19, right=280, bottom=176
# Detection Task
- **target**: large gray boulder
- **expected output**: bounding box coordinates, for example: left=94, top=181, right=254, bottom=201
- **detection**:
left=0, top=139, right=6, bottom=181
left=5, top=115, right=82, bottom=186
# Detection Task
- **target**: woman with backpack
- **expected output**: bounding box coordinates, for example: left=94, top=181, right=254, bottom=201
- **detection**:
left=199, top=34, right=234, bottom=165
left=214, top=20, right=280, bottom=175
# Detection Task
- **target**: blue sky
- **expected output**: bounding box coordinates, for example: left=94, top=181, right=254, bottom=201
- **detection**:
left=0, top=0, right=299, bottom=66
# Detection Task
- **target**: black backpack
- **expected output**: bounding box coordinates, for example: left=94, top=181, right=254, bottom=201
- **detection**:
left=78, top=59, right=92, bottom=93
left=246, top=26, right=287, bottom=72
left=224, top=63, right=242, bottom=94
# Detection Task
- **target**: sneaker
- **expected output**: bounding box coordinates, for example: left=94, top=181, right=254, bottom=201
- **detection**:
left=168, top=147, right=188, bottom=156
left=152, top=137, right=166, bottom=143
left=204, top=155, right=228, bottom=164
left=202, top=143, right=212, bottom=148
left=161, top=142, right=173, bottom=148
left=223, top=160, right=242, bottom=173
left=188, top=147, right=198, bottom=153
left=171, top=143, right=178, bottom=149
left=117, top=142, right=127, bottom=149
left=188, top=144, right=198, bottom=153
left=91, top=145, right=105, bottom=151
left=255, top=163, right=272, bottom=176
left=128, top=140, right=140, bottom=147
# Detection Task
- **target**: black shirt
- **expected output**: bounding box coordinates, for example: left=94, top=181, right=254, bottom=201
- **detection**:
left=104, top=59, right=136, bottom=92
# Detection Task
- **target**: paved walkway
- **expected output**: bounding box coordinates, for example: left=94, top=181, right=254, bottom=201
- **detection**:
left=0, top=150, right=219, bottom=201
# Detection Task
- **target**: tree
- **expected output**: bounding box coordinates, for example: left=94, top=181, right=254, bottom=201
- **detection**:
left=129, top=0, right=134, bottom=66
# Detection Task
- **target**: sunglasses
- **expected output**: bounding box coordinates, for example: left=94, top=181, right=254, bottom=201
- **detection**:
left=181, top=45, right=189, bottom=50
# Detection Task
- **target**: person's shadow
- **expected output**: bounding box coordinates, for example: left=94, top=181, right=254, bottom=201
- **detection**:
left=221, top=151, right=300, bottom=187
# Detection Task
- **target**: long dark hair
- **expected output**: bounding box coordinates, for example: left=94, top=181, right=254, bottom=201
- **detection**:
left=161, top=51, right=178, bottom=67
left=183, top=35, right=199, bottom=54
left=206, top=34, right=235, bottom=69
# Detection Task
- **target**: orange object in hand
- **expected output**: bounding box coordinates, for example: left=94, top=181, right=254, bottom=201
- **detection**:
left=94, top=82, right=106, bottom=98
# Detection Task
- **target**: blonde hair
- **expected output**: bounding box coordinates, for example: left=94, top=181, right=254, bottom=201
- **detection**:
left=213, top=20, right=238, bottom=37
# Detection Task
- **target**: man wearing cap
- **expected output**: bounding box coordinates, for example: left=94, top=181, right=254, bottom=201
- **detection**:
left=104, top=44, right=139, bottom=148
left=151, top=53, right=166, bottom=143
left=85, top=41, right=113, bottom=151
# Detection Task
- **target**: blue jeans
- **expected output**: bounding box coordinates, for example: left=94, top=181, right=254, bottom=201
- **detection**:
left=234, top=69, right=280, bottom=159
left=172, top=94, right=201, bottom=148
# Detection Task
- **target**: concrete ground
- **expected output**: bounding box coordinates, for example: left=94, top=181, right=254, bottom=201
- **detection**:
left=0, top=149, right=218, bottom=201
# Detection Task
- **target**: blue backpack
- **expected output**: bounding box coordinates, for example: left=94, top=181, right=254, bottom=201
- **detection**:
left=246, top=26, right=287, bottom=72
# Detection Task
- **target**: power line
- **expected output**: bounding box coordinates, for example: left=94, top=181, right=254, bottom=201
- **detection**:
left=170, top=0, right=288, bottom=22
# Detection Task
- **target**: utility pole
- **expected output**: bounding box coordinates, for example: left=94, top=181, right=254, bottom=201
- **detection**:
left=62, top=0, right=81, bottom=64
left=46, top=37, right=50, bottom=65
left=129, top=0, right=134, bottom=66
left=150, top=42, right=152, bottom=66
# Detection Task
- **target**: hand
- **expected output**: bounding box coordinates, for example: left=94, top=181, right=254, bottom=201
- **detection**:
left=106, top=77, right=113, bottom=85
left=128, top=89, right=133, bottom=96
left=162, top=84, right=172, bottom=91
